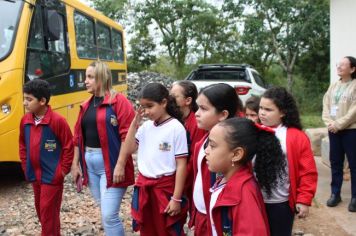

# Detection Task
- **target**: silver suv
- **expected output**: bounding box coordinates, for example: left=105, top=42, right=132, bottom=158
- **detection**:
left=185, top=64, right=266, bottom=103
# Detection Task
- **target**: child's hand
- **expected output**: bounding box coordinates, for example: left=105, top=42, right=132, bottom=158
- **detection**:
left=296, top=203, right=309, bottom=218
left=134, top=106, right=145, bottom=125
left=164, top=199, right=181, bottom=216
left=71, top=164, right=82, bottom=184
left=113, top=163, right=125, bottom=183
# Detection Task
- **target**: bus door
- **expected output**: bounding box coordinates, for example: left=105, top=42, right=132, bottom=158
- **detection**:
left=25, top=0, right=71, bottom=118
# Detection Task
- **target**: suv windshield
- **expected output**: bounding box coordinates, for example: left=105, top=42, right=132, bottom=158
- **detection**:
left=0, top=0, right=23, bottom=61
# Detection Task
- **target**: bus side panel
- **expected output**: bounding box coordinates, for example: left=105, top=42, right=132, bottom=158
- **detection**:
left=0, top=69, right=24, bottom=162
left=0, top=4, right=32, bottom=162
left=50, top=90, right=90, bottom=133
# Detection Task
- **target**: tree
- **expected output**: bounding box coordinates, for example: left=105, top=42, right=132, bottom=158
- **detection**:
left=91, top=0, right=128, bottom=22
left=240, top=15, right=274, bottom=76
left=294, top=15, right=330, bottom=113
left=189, top=5, right=243, bottom=63
left=133, top=0, right=228, bottom=72
left=127, top=33, right=156, bottom=72
left=190, top=9, right=223, bottom=62
left=222, top=14, right=275, bottom=77
left=239, top=0, right=329, bottom=91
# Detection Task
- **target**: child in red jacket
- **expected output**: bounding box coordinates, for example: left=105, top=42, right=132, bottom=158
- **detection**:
left=206, top=118, right=286, bottom=236
left=192, top=83, right=240, bottom=235
left=171, top=80, right=206, bottom=225
left=117, top=83, right=188, bottom=236
left=259, top=87, right=318, bottom=236
left=19, top=79, right=74, bottom=236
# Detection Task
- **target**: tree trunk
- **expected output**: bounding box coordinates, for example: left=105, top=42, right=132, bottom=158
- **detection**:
left=286, top=70, right=293, bottom=92
left=203, top=48, right=207, bottom=63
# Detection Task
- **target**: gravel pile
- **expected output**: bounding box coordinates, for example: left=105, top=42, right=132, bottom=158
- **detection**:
left=0, top=175, right=137, bottom=236
left=127, top=71, right=175, bottom=104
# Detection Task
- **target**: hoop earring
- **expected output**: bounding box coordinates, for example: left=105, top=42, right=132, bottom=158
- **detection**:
left=232, top=161, right=235, bottom=167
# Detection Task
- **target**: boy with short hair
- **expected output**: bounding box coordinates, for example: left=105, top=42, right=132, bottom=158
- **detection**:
left=19, top=79, right=74, bottom=236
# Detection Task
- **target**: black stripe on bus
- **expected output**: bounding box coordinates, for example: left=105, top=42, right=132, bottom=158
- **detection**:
left=47, top=69, right=127, bottom=95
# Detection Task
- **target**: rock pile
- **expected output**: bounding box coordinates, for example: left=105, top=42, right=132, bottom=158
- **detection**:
left=127, top=71, right=175, bottom=104
left=0, top=175, right=137, bottom=236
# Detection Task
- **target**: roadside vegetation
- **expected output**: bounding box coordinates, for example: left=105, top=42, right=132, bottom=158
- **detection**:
left=91, top=0, right=329, bottom=128
left=301, top=114, right=324, bottom=129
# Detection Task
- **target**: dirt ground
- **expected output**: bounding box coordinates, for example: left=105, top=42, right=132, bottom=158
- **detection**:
left=0, top=163, right=352, bottom=236
left=293, top=200, right=351, bottom=236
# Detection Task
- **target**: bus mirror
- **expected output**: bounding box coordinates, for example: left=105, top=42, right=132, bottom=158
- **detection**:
left=46, top=9, right=61, bottom=41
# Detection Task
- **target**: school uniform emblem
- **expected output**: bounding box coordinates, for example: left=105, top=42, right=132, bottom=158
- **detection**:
left=110, top=115, right=118, bottom=126
left=44, top=140, right=57, bottom=152
left=159, top=142, right=171, bottom=151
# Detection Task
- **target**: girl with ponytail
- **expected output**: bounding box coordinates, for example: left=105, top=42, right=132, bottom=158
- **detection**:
left=206, top=117, right=286, bottom=236
left=116, top=82, right=189, bottom=235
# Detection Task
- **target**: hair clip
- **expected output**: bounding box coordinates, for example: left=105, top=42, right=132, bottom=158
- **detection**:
left=254, top=123, right=275, bottom=134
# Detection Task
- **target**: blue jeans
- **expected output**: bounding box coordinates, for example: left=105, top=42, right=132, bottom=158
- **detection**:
left=85, top=148, right=127, bottom=236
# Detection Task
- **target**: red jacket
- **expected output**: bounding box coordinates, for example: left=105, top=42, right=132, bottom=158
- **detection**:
left=192, top=133, right=212, bottom=207
left=191, top=133, right=212, bottom=232
left=184, top=111, right=206, bottom=197
left=211, top=166, right=270, bottom=236
left=185, top=111, right=207, bottom=186
left=285, top=128, right=318, bottom=210
left=131, top=173, right=188, bottom=235
left=19, top=106, right=74, bottom=185
left=73, top=93, right=135, bottom=188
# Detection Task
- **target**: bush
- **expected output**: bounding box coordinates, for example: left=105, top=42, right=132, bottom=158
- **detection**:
left=301, top=114, right=325, bottom=128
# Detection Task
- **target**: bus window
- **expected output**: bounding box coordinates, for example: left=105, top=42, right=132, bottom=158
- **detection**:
left=112, top=30, right=124, bottom=62
left=28, top=4, right=45, bottom=50
left=0, top=0, right=22, bottom=60
left=26, top=4, right=69, bottom=81
left=96, top=22, right=113, bottom=61
left=74, top=12, right=96, bottom=59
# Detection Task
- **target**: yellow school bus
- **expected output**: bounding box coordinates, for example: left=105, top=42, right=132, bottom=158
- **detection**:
left=0, top=0, right=127, bottom=162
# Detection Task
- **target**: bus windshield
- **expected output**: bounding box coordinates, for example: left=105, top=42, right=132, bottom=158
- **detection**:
left=0, top=0, right=23, bottom=60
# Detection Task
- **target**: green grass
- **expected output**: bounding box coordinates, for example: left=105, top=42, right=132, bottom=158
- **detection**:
left=301, top=114, right=325, bottom=129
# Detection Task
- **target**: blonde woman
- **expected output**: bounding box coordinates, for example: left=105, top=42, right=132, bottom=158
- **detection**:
left=71, top=60, right=135, bottom=235
left=322, top=56, right=356, bottom=212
